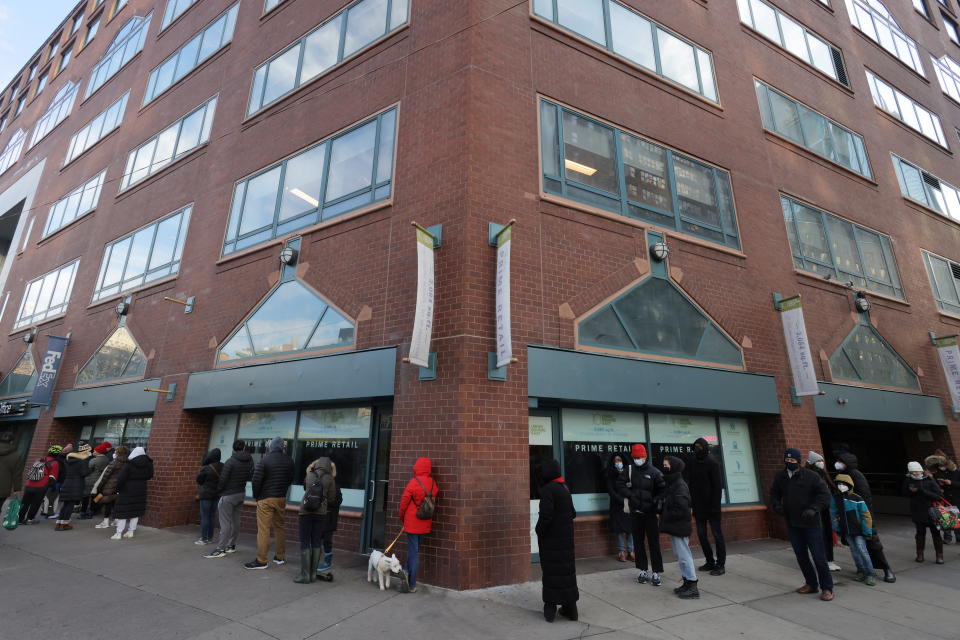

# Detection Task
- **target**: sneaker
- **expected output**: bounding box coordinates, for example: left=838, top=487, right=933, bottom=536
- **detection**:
left=637, top=570, right=648, bottom=584
left=194, top=539, right=207, bottom=545
left=864, top=574, right=876, bottom=587
left=710, top=566, right=726, bottom=576
left=272, top=557, right=286, bottom=566
left=94, top=521, right=110, bottom=529
left=110, top=532, right=122, bottom=540
left=123, top=530, right=134, bottom=539
left=244, top=560, right=268, bottom=570
left=225, top=545, right=237, bottom=553
left=828, top=562, right=841, bottom=571
left=853, top=570, right=866, bottom=583
left=204, top=549, right=227, bottom=559
left=651, top=573, right=662, bottom=587
left=698, top=561, right=716, bottom=572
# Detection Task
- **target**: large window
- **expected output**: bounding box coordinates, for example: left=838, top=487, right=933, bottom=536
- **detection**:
left=224, top=107, right=397, bottom=255
left=247, top=0, right=409, bottom=115
left=540, top=99, right=741, bottom=249
left=44, top=170, right=106, bottom=237
left=755, top=80, right=871, bottom=179
left=29, top=81, right=78, bottom=148
left=0, top=129, right=26, bottom=175
left=914, top=0, right=930, bottom=17
left=144, top=5, right=238, bottom=104
left=932, top=55, right=960, bottom=105
left=923, top=250, right=960, bottom=314
left=845, top=0, right=924, bottom=75
left=0, top=349, right=37, bottom=398
left=737, top=0, right=849, bottom=84
left=866, top=71, right=947, bottom=147
left=892, top=154, right=960, bottom=222
left=265, top=0, right=289, bottom=10
left=532, top=0, right=718, bottom=103
left=829, top=323, right=920, bottom=390
left=85, top=13, right=152, bottom=99
left=77, top=324, right=146, bottom=385
left=781, top=195, right=903, bottom=298
left=93, top=206, right=191, bottom=302
left=90, top=416, right=152, bottom=449
left=120, top=96, right=217, bottom=190
left=15, top=259, right=80, bottom=329
left=208, top=408, right=373, bottom=507
left=65, top=92, right=128, bottom=165
left=162, top=0, right=199, bottom=30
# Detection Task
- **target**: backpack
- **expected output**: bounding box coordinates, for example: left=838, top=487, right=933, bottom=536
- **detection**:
left=302, top=476, right=327, bottom=513
left=27, top=459, right=48, bottom=483
left=414, top=477, right=436, bottom=520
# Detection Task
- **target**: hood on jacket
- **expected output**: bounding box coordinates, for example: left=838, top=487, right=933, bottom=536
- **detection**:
left=309, top=457, right=333, bottom=475
left=129, top=447, right=146, bottom=460
left=232, top=450, right=253, bottom=463
left=67, top=451, right=91, bottom=460
left=607, top=452, right=627, bottom=469
left=413, top=457, right=432, bottom=477
left=0, top=440, right=16, bottom=457
left=835, top=473, right=855, bottom=489
left=925, top=455, right=957, bottom=472
left=268, top=436, right=285, bottom=453
left=202, top=449, right=222, bottom=465
left=663, top=455, right=685, bottom=479
left=837, top=452, right=860, bottom=470
left=807, top=451, right=824, bottom=465
left=330, top=461, right=337, bottom=478
left=540, top=459, right=561, bottom=485
left=113, top=446, right=130, bottom=462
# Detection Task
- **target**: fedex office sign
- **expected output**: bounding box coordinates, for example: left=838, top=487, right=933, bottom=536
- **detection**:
left=29, top=336, right=68, bottom=406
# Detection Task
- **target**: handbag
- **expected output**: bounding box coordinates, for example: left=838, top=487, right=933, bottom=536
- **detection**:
left=930, top=499, right=960, bottom=531
left=3, top=495, right=21, bottom=530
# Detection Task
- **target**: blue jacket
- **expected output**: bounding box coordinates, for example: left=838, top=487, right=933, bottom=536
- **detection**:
left=830, top=492, right=873, bottom=538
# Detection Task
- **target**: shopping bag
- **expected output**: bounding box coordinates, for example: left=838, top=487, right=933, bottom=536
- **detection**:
left=3, top=495, right=20, bottom=530
left=931, top=500, right=960, bottom=531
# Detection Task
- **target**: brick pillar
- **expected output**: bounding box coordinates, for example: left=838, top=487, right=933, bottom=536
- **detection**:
left=21, top=407, right=82, bottom=484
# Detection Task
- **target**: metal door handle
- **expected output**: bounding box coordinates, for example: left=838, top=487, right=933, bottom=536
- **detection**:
left=368, top=480, right=375, bottom=503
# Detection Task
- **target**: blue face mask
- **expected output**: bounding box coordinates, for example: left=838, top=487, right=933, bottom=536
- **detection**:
left=634, top=458, right=645, bottom=466
left=614, top=462, right=623, bottom=471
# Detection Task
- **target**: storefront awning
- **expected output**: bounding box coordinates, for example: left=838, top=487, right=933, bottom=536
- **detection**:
left=55, top=378, right=162, bottom=418
left=183, top=347, right=396, bottom=410
left=814, top=382, right=946, bottom=426
left=528, top=346, right=779, bottom=414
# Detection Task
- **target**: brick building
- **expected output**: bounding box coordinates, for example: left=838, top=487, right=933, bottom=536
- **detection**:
left=0, top=0, right=959, bottom=590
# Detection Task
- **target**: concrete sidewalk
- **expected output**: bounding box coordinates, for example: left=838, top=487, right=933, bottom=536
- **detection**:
left=1, top=515, right=959, bottom=640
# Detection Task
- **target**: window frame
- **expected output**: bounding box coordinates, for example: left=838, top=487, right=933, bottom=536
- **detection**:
left=161, top=0, right=200, bottom=32
left=84, top=14, right=102, bottom=47
left=14, top=259, right=80, bottom=329
left=29, top=81, right=79, bottom=149
left=64, top=92, right=129, bottom=166
left=43, top=170, right=106, bottom=238
left=865, top=70, right=948, bottom=147
left=844, top=0, right=925, bottom=76
left=0, top=129, right=26, bottom=175
left=922, top=249, right=960, bottom=314
left=85, top=12, right=152, bottom=99
left=891, top=153, right=960, bottom=222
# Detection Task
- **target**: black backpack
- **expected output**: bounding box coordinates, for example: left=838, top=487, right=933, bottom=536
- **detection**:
left=415, top=477, right=436, bottom=520
left=302, top=476, right=327, bottom=513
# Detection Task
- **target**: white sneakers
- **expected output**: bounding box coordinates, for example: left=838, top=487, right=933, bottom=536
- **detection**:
left=828, top=562, right=842, bottom=571
left=110, top=532, right=122, bottom=540
left=95, top=519, right=111, bottom=529
left=123, top=530, right=135, bottom=539
left=110, top=530, right=135, bottom=540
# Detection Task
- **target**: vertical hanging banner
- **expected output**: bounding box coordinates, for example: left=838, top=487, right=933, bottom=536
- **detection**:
left=30, top=335, right=69, bottom=406
left=933, top=335, right=960, bottom=410
left=408, top=226, right=436, bottom=368
left=777, top=295, right=819, bottom=396
left=495, top=225, right=513, bottom=368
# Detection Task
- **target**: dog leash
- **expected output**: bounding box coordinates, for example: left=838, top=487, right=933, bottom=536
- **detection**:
left=384, top=529, right=405, bottom=555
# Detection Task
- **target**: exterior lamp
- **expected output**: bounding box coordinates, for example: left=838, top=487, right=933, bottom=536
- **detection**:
left=115, top=301, right=129, bottom=317
left=279, top=246, right=298, bottom=266
left=22, top=329, right=35, bottom=344
left=854, top=291, right=870, bottom=313
left=650, top=241, right=670, bottom=262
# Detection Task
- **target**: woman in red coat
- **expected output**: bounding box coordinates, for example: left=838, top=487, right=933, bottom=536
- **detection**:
left=398, top=457, right=438, bottom=592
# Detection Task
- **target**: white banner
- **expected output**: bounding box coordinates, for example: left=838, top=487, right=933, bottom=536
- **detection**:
left=778, top=296, right=819, bottom=396
left=408, top=228, right=435, bottom=368
left=495, top=226, right=513, bottom=368
left=934, top=336, right=960, bottom=410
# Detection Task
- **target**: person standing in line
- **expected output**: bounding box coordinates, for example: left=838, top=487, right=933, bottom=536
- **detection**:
left=770, top=448, right=834, bottom=601
left=904, top=461, right=944, bottom=564
left=55, top=444, right=92, bottom=531
left=294, top=456, right=336, bottom=583
left=93, top=446, right=128, bottom=529
left=205, top=440, right=253, bottom=559
left=195, top=448, right=223, bottom=545
left=806, top=451, right=841, bottom=572
left=833, top=450, right=895, bottom=582
left=605, top=453, right=634, bottom=563
left=535, top=459, right=578, bottom=622
left=245, top=437, right=294, bottom=569
left=690, top=438, right=725, bottom=576
left=315, top=461, right=341, bottom=581
left=830, top=473, right=876, bottom=586
left=926, top=453, right=960, bottom=545
left=19, top=447, right=61, bottom=524
left=0, top=431, right=21, bottom=519
left=398, top=456, right=438, bottom=593
left=42, top=443, right=68, bottom=517
left=660, top=456, right=699, bottom=599
left=616, top=444, right=665, bottom=587
left=80, top=442, right=112, bottom=519
left=112, top=447, right=154, bottom=539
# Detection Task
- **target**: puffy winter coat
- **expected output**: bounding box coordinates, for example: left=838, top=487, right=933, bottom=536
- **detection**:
left=659, top=457, right=693, bottom=538
left=904, top=474, right=942, bottom=525
left=837, top=453, right=873, bottom=510
left=689, top=443, right=723, bottom=518
left=535, top=460, right=579, bottom=606
left=300, top=457, right=337, bottom=517
left=195, top=449, right=224, bottom=500
left=84, top=453, right=110, bottom=495
left=925, top=455, right=960, bottom=503
left=398, top=457, right=438, bottom=534
left=59, top=452, right=91, bottom=502
left=770, top=467, right=831, bottom=528
left=113, top=454, right=154, bottom=519
left=605, top=454, right=631, bottom=534
left=24, top=456, right=59, bottom=489
left=616, top=461, right=665, bottom=516
left=830, top=492, right=873, bottom=538
left=251, top=446, right=294, bottom=501
left=217, top=450, right=254, bottom=496
left=0, top=439, right=21, bottom=497
left=96, top=453, right=128, bottom=504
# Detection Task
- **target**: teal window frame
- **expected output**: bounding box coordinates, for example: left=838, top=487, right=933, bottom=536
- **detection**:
left=0, top=349, right=38, bottom=399
left=85, top=12, right=152, bottom=99
left=780, top=195, right=903, bottom=298
left=92, top=206, right=191, bottom=302
left=30, top=81, right=78, bottom=149
left=65, top=92, right=129, bottom=165
left=892, top=154, right=960, bottom=221
left=865, top=70, right=947, bottom=147
left=754, top=79, right=872, bottom=179
left=540, top=99, right=741, bottom=250
left=845, top=0, right=924, bottom=75
left=829, top=320, right=920, bottom=391
left=161, top=0, right=198, bottom=31
left=247, top=0, right=410, bottom=116
left=15, top=259, right=80, bottom=329
left=0, top=128, right=26, bottom=175
left=923, top=250, right=960, bottom=314
left=532, top=0, right=718, bottom=103
left=44, top=170, right=106, bottom=237
left=76, top=322, right=147, bottom=386
left=144, top=4, right=238, bottom=105
left=223, top=107, right=397, bottom=255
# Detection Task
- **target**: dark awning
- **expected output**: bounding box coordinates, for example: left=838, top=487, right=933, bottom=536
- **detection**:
left=814, top=382, right=946, bottom=426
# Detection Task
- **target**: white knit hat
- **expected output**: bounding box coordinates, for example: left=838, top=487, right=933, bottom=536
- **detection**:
left=907, top=461, right=923, bottom=473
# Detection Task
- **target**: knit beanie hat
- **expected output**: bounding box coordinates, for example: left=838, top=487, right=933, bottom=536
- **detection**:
left=631, top=444, right=647, bottom=459
left=48, top=445, right=63, bottom=455
left=835, top=473, right=855, bottom=488
left=63, top=443, right=73, bottom=453
left=785, top=448, right=802, bottom=462
left=907, top=461, right=924, bottom=473
left=94, top=442, right=112, bottom=454
left=78, top=443, right=92, bottom=454
left=807, top=451, right=824, bottom=465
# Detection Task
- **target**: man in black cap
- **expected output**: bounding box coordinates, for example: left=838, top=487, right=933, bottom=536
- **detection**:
left=770, top=448, right=834, bottom=601
left=690, top=437, right=725, bottom=575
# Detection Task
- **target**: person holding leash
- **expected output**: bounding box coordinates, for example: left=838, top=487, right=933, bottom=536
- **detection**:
left=398, top=457, right=438, bottom=593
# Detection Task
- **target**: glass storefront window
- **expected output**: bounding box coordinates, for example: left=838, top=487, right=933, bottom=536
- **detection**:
left=719, top=417, right=758, bottom=503
left=90, top=416, right=151, bottom=448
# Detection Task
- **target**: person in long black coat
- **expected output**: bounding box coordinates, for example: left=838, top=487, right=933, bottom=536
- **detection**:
left=689, top=437, right=725, bottom=574
left=55, top=446, right=92, bottom=530
left=112, top=447, right=154, bottom=539
left=904, top=461, right=944, bottom=564
left=535, top=459, right=578, bottom=623
left=606, top=453, right=633, bottom=562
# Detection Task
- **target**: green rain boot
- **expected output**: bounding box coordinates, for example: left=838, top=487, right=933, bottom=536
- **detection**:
left=293, top=550, right=312, bottom=584
left=317, top=551, right=334, bottom=582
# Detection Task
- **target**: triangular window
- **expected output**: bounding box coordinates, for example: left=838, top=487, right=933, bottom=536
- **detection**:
left=829, top=323, right=919, bottom=391
left=0, top=349, right=38, bottom=397
left=77, top=325, right=147, bottom=385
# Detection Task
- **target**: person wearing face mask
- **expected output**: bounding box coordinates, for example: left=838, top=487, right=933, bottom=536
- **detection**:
left=770, top=448, right=834, bottom=601
left=689, top=437, right=725, bottom=576
left=924, top=453, right=960, bottom=545
left=616, top=444, right=665, bottom=587
left=659, top=456, right=699, bottom=599
left=904, top=461, right=944, bottom=564
left=829, top=474, right=876, bottom=586
left=806, top=451, right=841, bottom=572
left=833, top=451, right=895, bottom=582
left=606, top=453, right=634, bottom=563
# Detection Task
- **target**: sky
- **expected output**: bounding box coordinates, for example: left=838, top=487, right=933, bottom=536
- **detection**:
left=0, top=1, right=80, bottom=90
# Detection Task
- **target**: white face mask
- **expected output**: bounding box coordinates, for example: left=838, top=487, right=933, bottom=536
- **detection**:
left=614, top=462, right=623, bottom=471
left=837, top=484, right=850, bottom=493
left=911, top=472, right=925, bottom=480
left=835, top=461, right=846, bottom=471
left=634, top=458, right=645, bottom=466
left=814, top=461, right=825, bottom=470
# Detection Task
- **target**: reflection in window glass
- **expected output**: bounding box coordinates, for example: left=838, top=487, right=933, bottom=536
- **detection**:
left=0, top=350, right=37, bottom=397
left=163, top=0, right=199, bottom=29
left=892, top=155, right=960, bottom=221
left=0, top=129, right=27, bottom=175
left=15, top=260, right=79, bottom=328
left=866, top=71, right=946, bottom=147
left=86, top=14, right=152, bottom=98
left=829, top=324, right=920, bottom=390
left=557, top=0, right=606, bottom=45
left=30, top=82, right=78, bottom=148
left=44, top=170, right=105, bottom=237
left=326, top=122, right=377, bottom=201
left=66, top=93, right=129, bottom=165
left=845, top=0, right=924, bottom=74
left=562, top=111, right=618, bottom=193
left=77, top=325, right=146, bottom=385
left=923, top=251, right=960, bottom=314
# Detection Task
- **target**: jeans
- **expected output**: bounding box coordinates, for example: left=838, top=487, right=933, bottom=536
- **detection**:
left=406, top=533, right=423, bottom=588
left=217, top=493, right=244, bottom=550
left=116, top=517, right=138, bottom=533
left=256, top=497, right=287, bottom=563
left=298, top=513, right=325, bottom=550
left=631, top=513, right=663, bottom=572
left=671, top=536, right=698, bottom=581
left=695, top=515, right=726, bottom=567
left=848, top=535, right=874, bottom=573
left=615, top=532, right=634, bottom=553
left=199, top=499, right=217, bottom=541
left=787, top=526, right=833, bottom=591
left=19, top=486, right=46, bottom=522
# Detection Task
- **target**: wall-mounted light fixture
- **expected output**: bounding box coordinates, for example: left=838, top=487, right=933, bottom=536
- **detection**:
left=22, top=328, right=36, bottom=344
left=279, top=246, right=298, bottom=266
left=115, top=301, right=129, bottom=317
left=854, top=291, right=870, bottom=313
left=650, top=241, right=670, bottom=262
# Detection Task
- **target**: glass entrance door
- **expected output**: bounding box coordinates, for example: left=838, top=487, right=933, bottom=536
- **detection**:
left=529, top=411, right=557, bottom=560
left=363, top=408, right=392, bottom=551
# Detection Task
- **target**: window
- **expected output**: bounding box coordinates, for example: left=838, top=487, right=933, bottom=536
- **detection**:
left=60, top=47, right=73, bottom=73
left=932, top=55, right=960, bottom=104
left=49, top=38, right=60, bottom=61
left=92, top=206, right=191, bottom=302
left=162, top=0, right=199, bottom=30
left=30, top=81, right=78, bottom=148
left=84, top=15, right=101, bottom=46
left=0, top=113, right=6, bottom=134
left=923, top=250, right=960, bottom=314
left=224, top=107, right=397, bottom=254
left=91, top=416, right=152, bottom=448
left=112, top=0, right=128, bottom=17
left=144, top=5, right=238, bottom=104
left=829, top=322, right=920, bottom=390
left=781, top=195, right=903, bottom=298
left=865, top=71, right=947, bottom=147
left=15, top=259, right=79, bottom=328
left=86, top=13, right=152, bottom=98
left=65, top=92, right=128, bottom=165
left=755, top=80, right=871, bottom=178
left=0, top=349, right=37, bottom=398
left=121, top=96, right=217, bottom=190
left=845, top=0, right=924, bottom=74
left=77, top=324, right=146, bottom=385
left=914, top=0, right=930, bottom=17
left=72, top=11, right=84, bottom=35
left=532, top=0, right=719, bottom=103
left=14, top=95, right=25, bottom=117
left=0, top=129, right=26, bottom=175
left=27, top=62, right=38, bottom=82
left=946, top=14, right=960, bottom=44
left=540, top=99, right=741, bottom=249
left=265, top=0, right=289, bottom=10
left=34, top=71, right=48, bottom=97
left=248, top=0, right=409, bottom=115
left=892, top=154, right=960, bottom=221
left=44, top=170, right=105, bottom=237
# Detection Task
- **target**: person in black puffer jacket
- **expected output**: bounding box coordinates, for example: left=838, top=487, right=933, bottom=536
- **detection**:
left=689, top=437, right=725, bottom=575
left=904, top=461, right=944, bottom=564
left=660, top=456, right=699, bottom=599
left=245, top=437, right=294, bottom=569
left=205, top=440, right=254, bottom=558
left=55, top=445, right=92, bottom=531
left=112, top=447, right=154, bottom=539
left=616, top=444, right=665, bottom=586
left=195, top=448, right=224, bottom=545
left=536, top=459, right=578, bottom=623
left=606, top=453, right=634, bottom=563
left=835, top=451, right=895, bottom=582
left=925, top=453, right=960, bottom=545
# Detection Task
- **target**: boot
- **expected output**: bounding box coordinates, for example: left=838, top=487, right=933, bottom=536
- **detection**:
left=916, top=534, right=925, bottom=562
left=316, top=551, right=333, bottom=582
left=883, top=569, right=896, bottom=583
left=677, top=579, right=700, bottom=599
left=934, top=535, right=945, bottom=564
left=673, top=578, right=689, bottom=594
left=559, top=602, right=578, bottom=621
left=543, top=603, right=557, bottom=623
left=293, top=549, right=312, bottom=584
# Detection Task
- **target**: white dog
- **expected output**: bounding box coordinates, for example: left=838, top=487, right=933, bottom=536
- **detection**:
left=367, top=550, right=403, bottom=590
